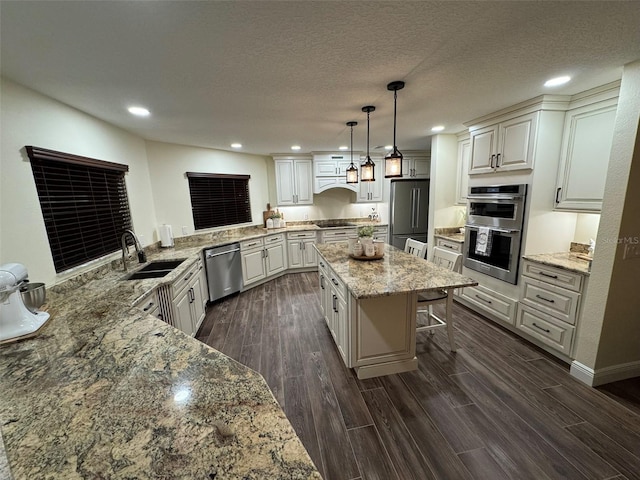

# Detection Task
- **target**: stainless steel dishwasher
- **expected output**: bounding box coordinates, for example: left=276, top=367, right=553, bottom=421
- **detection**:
left=204, top=243, right=242, bottom=302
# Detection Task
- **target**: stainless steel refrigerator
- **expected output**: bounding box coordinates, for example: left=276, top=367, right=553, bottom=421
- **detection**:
left=389, top=179, right=429, bottom=250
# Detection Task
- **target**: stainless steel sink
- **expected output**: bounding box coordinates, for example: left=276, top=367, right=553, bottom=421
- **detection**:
left=123, top=258, right=187, bottom=280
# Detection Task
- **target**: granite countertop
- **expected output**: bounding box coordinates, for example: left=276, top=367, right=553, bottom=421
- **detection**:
left=0, top=231, right=322, bottom=478
left=523, top=252, right=591, bottom=275
left=314, top=244, right=477, bottom=299
left=434, top=232, right=465, bottom=243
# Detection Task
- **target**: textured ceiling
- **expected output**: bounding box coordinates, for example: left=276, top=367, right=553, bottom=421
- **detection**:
left=1, top=1, right=639, bottom=156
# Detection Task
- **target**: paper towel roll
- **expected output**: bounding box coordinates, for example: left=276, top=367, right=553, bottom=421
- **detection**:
left=159, top=224, right=174, bottom=248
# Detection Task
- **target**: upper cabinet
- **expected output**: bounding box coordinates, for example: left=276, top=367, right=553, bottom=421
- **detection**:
left=456, top=133, right=470, bottom=205
left=356, top=156, right=384, bottom=203
left=274, top=156, right=313, bottom=206
left=402, top=154, right=430, bottom=178
left=313, top=153, right=359, bottom=194
left=554, top=86, right=618, bottom=212
left=469, top=111, right=539, bottom=175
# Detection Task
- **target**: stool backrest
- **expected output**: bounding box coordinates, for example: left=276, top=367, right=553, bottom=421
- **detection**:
left=404, top=238, right=428, bottom=259
left=432, top=246, right=462, bottom=272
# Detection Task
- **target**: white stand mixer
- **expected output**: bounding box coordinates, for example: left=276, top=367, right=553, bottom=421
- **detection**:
left=0, top=263, right=50, bottom=342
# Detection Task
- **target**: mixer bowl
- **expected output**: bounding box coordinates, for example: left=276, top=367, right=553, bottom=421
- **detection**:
left=21, top=283, right=47, bottom=312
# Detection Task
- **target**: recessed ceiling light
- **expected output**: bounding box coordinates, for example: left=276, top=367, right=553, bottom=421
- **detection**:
left=338, top=145, right=349, bottom=151
left=431, top=125, right=445, bottom=132
left=291, top=145, right=301, bottom=151
left=127, top=106, right=150, bottom=117
left=544, top=76, right=571, bottom=87
left=231, top=143, right=242, bottom=149
left=384, top=145, right=393, bottom=150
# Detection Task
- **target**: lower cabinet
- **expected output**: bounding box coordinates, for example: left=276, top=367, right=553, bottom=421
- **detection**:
left=287, top=231, right=317, bottom=269
left=516, top=259, right=586, bottom=358
left=153, top=257, right=207, bottom=337
left=460, top=283, right=518, bottom=326
left=241, top=234, right=287, bottom=287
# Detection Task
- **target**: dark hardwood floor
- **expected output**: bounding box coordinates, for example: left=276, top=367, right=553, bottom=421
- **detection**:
left=196, top=272, right=640, bottom=480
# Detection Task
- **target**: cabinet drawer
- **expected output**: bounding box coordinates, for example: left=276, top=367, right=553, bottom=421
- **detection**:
left=321, top=228, right=356, bottom=241
left=240, top=237, right=264, bottom=250
left=172, top=260, right=200, bottom=300
left=521, top=260, right=583, bottom=292
left=520, top=276, right=579, bottom=325
left=328, top=269, right=347, bottom=300
left=287, top=231, right=317, bottom=240
left=516, top=303, right=574, bottom=354
left=138, top=292, right=159, bottom=317
left=435, top=238, right=463, bottom=253
left=461, top=284, right=517, bottom=325
left=264, top=233, right=284, bottom=244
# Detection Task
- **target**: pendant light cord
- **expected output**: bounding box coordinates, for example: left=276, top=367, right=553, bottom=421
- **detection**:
left=366, top=109, right=370, bottom=158
left=350, top=123, right=354, bottom=164
left=393, top=90, right=397, bottom=148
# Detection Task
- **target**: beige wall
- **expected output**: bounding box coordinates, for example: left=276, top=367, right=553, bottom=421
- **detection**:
left=0, top=78, right=157, bottom=286
left=574, top=59, right=640, bottom=372
left=145, top=141, right=271, bottom=237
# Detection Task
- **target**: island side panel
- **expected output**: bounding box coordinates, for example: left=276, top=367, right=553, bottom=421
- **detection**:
left=350, top=292, right=418, bottom=379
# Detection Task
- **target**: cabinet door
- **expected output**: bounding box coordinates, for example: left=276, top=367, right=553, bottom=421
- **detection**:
left=174, top=289, right=193, bottom=335
left=555, top=102, right=616, bottom=211
left=456, top=138, right=470, bottom=204
left=497, top=112, right=538, bottom=171
left=265, top=242, right=287, bottom=276
left=275, top=160, right=295, bottom=205
left=287, top=240, right=304, bottom=268
left=336, top=294, right=349, bottom=365
left=315, top=161, right=338, bottom=176
left=302, top=239, right=317, bottom=267
left=357, top=161, right=383, bottom=202
left=241, top=248, right=267, bottom=286
left=294, top=160, right=314, bottom=204
left=412, top=157, right=430, bottom=177
left=190, top=280, right=206, bottom=334
left=469, top=125, right=498, bottom=174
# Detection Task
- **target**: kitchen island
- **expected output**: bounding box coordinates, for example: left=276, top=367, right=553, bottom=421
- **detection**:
left=314, top=244, right=477, bottom=379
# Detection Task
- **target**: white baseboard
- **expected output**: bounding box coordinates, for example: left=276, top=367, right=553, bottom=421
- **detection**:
left=570, top=359, right=640, bottom=386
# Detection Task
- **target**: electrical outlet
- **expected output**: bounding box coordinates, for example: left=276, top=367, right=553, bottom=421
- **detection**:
left=623, top=242, right=640, bottom=260
left=304, top=213, right=308, bottom=220
left=182, top=226, right=188, bottom=235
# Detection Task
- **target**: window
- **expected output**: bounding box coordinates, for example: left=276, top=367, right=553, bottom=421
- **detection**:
left=187, top=172, right=251, bottom=230
left=26, top=146, right=132, bottom=273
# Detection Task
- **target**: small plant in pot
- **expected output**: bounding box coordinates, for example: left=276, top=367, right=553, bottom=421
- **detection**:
left=357, top=225, right=375, bottom=244
left=269, top=212, right=282, bottom=228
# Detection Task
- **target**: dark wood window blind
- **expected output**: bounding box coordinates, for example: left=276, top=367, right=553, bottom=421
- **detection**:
left=26, top=146, right=132, bottom=273
left=187, top=172, right=252, bottom=230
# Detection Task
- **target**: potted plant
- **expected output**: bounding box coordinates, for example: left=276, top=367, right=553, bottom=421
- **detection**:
left=357, top=225, right=375, bottom=245
left=269, top=212, right=282, bottom=228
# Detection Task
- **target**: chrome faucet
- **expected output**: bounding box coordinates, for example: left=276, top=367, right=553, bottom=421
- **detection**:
left=121, top=229, right=146, bottom=271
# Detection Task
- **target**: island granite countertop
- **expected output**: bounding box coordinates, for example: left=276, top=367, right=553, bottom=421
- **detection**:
left=314, top=243, right=477, bottom=299
left=0, top=226, right=324, bottom=479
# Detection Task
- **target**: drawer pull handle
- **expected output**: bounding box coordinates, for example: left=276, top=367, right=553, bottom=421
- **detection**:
left=247, top=242, right=258, bottom=247
left=535, top=294, right=555, bottom=304
left=331, top=278, right=339, bottom=286
left=320, top=276, right=325, bottom=290
left=320, top=261, right=325, bottom=267
left=540, top=272, right=558, bottom=279
left=475, top=294, right=492, bottom=304
left=143, top=302, right=155, bottom=312
left=443, top=244, right=454, bottom=249
left=183, top=272, right=194, bottom=282
left=532, top=322, right=551, bottom=333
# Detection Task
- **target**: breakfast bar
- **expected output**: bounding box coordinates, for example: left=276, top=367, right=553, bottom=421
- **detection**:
left=314, top=243, right=478, bottom=379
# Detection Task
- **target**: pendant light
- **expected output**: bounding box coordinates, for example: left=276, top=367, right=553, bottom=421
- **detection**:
left=361, top=106, right=376, bottom=182
left=385, top=80, right=405, bottom=178
left=345, top=121, right=359, bottom=184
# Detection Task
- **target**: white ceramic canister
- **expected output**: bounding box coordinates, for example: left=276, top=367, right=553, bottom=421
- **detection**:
left=353, top=242, right=364, bottom=256
left=364, top=243, right=375, bottom=257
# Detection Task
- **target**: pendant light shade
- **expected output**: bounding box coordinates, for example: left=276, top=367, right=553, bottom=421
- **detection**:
left=361, top=106, right=376, bottom=182
left=345, top=121, right=358, bottom=184
left=385, top=81, right=405, bottom=178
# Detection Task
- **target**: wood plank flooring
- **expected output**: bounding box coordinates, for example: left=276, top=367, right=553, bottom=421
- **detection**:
left=197, top=272, right=640, bottom=480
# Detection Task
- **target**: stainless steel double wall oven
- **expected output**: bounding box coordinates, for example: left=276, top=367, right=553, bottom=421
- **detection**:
left=463, top=184, right=527, bottom=284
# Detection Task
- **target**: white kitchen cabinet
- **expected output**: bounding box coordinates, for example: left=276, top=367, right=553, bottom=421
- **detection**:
left=435, top=237, right=463, bottom=255
left=318, top=258, right=331, bottom=323
left=274, top=156, right=313, bottom=205
left=456, top=133, right=470, bottom=204
left=402, top=155, right=430, bottom=178
left=372, top=225, right=388, bottom=242
left=241, top=234, right=287, bottom=287
left=516, top=259, right=587, bottom=358
left=152, top=258, right=207, bottom=336
left=356, top=158, right=384, bottom=202
left=554, top=97, right=617, bottom=212
left=320, top=227, right=357, bottom=247
left=460, top=283, right=518, bottom=327
left=469, top=111, right=538, bottom=174
left=286, top=231, right=317, bottom=269
left=313, top=153, right=359, bottom=194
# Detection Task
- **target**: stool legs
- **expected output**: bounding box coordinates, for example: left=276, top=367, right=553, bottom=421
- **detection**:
left=445, top=289, right=456, bottom=352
